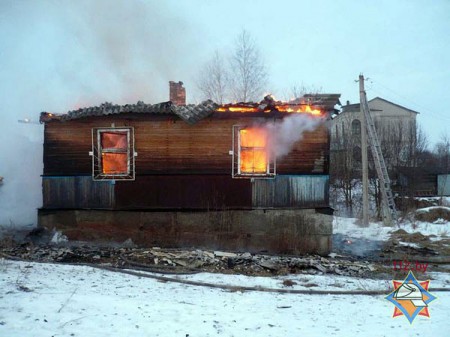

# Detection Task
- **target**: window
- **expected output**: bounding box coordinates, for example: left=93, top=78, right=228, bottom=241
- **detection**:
left=91, top=127, right=136, bottom=180
left=352, top=119, right=361, bottom=136
left=353, top=145, right=362, bottom=163
left=232, top=125, right=275, bottom=178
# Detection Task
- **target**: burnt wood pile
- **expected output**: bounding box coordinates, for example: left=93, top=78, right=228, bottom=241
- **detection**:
left=0, top=243, right=379, bottom=278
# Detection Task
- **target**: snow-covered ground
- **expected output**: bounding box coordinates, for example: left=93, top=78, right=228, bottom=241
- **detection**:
left=333, top=217, right=392, bottom=241
left=416, top=196, right=450, bottom=207
left=0, top=259, right=449, bottom=337
left=1, top=213, right=449, bottom=336
left=401, top=219, right=450, bottom=241
left=333, top=215, right=450, bottom=243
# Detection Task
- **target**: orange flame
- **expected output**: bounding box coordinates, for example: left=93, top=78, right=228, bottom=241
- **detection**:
left=239, top=128, right=268, bottom=174
left=274, top=104, right=322, bottom=116
left=101, top=132, right=129, bottom=174
left=102, top=153, right=128, bottom=174
left=217, top=104, right=322, bottom=116
left=217, top=106, right=258, bottom=113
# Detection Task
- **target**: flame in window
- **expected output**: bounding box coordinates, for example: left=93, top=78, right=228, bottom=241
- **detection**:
left=102, top=153, right=128, bottom=174
left=100, top=132, right=129, bottom=175
left=239, top=128, right=268, bottom=174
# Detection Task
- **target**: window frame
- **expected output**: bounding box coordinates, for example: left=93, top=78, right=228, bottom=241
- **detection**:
left=91, top=127, right=136, bottom=181
left=352, top=119, right=361, bottom=136
left=232, top=125, right=276, bottom=179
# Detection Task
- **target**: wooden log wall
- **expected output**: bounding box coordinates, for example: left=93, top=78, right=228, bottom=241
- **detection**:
left=42, top=114, right=330, bottom=210
left=42, top=175, right=330, bottom=210
left=252, top=175, right=329, bottom=208
left=43, top=114, right=330, bottom=176
left=42, top=176, right=114, bottom=209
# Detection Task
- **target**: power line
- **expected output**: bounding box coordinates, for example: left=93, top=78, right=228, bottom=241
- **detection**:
left=367, top=80, right=450, bottom=122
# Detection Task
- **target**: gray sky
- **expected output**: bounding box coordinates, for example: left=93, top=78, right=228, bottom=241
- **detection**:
left=0, top=0, right=449, bottom=225
left=1, top=0, right=449, bottom=138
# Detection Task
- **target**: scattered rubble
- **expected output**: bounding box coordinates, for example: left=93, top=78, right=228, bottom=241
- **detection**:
left=0, top=242, right=381, bottom=278
left=2, top=224, right=448, bottom=279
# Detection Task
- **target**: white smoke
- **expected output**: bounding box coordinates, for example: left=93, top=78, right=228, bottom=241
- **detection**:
left=0, top=124, right=43, bottom=229
left=266, top=114, right=325, bottom=160
left=0, top=0, right=195, bottom=230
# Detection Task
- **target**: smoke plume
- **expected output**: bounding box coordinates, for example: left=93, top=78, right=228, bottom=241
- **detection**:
left=0, top=0, right=195, bottom=229
left=266, top=114, right=325, bottom=160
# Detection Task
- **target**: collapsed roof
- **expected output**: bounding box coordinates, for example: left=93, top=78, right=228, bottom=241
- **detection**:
left=40, top=94, right=341, bottom=125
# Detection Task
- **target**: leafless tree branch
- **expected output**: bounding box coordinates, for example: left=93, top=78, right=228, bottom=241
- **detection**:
left=229, top=30, right=268, bottom=102
left=196, top=50, right=229, bottom=104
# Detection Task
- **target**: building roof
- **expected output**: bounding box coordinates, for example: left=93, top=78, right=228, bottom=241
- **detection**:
left=217, top=94, right=340, bottom=114
left=370, top=97, right=420, bottom=114
left=40, top=93, right=341, bottom=124
left=301, top=93, right=342, bottom=109
left=40, top=100, right=219, bottom=125
left=288, top=93, right=341, bottom=111
left=340, top=102, right=360, bottom=113
left=340, top=97, right=420, bottom=114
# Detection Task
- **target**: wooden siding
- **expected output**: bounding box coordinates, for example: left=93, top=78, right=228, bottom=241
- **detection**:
left=134, top=118, right=232, bottom=174
left=42, top=114, right=330, bottom=210
left=42, top=176, right=114, bottom=209
left=114, top=175, right=252, bottom=209
left=44, top=122, right=94, bottom=175
left=42, top=175, right=329, bottom=210
left=252, top=175, right=329, bottom=208
left=43, top=114, right=329, bottom=176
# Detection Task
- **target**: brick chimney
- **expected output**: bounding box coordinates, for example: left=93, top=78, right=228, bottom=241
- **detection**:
left=169, top=81, right=186, bottom=106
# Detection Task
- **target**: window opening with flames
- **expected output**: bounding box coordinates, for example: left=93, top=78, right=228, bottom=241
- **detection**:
left=232, top=125, right=276, bottom=178
left=91, top=127, right=136, bottom=181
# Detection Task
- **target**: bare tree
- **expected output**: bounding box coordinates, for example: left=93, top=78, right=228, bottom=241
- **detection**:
left=435, top=132, right=450, bottom=172
left=196, top=50, right=229, bottom=104
left=329, top=113, right=361, bottom=214
left=370, top=119, right=416, bottom=214
left=289, top=83, right=323, bottom=100
left=229, top=30, right=268, bottom=102
left=196, top=30, right=268, bottom=103
left=403, top=124, right=431, bottom=205
left=412, top=124, right=429, bottom=167
left=331, top=114, right=427, bottom=217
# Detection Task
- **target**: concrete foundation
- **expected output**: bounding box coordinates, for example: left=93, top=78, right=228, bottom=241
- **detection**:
left=38, top=209, right=333, bottom=255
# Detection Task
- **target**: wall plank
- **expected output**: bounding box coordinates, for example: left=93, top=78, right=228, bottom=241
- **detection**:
left=43, top=114, right=329, bottom=176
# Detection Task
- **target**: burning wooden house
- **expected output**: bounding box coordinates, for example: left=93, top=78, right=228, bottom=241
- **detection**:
left=39, top=82, right=340, bottom=255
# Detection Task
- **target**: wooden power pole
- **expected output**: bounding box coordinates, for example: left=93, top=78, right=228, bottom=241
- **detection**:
left=359, top=74, right=369, bottom=226
left=358, top=74, right=398, bottom=226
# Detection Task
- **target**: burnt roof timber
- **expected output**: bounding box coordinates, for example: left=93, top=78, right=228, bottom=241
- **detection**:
left=40, top=93, right=341, bottom=124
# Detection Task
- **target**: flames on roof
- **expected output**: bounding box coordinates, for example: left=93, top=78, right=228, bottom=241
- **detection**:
left=216, top=93, right=342, bottom=116
left=39, top=94, right=340, bottom=124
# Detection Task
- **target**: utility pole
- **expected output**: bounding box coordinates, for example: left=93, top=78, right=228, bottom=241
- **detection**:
left=358, top=74, right=398, bottom=226
left=359, top=74, right=369, bottom=226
